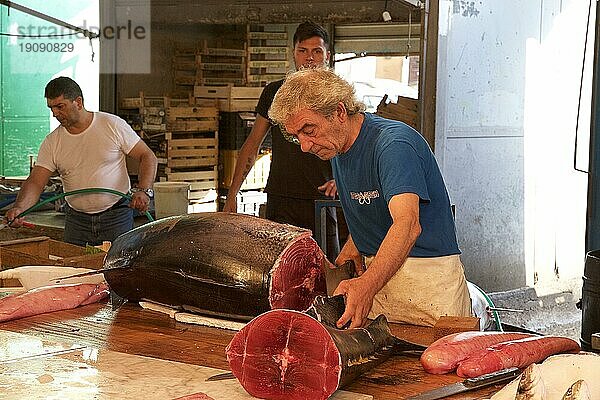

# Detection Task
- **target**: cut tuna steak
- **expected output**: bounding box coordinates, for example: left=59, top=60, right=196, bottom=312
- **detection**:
left=102, top=213, right=327, bottom=319
left=226, top=309, right=400, bottom=400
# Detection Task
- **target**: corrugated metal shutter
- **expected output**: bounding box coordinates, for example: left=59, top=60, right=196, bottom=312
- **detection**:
left=334, top=23, right=420, bottom=55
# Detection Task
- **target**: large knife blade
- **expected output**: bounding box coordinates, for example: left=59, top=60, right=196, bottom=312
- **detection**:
left=205, top=371, right=235, bottom=381
left=406, top=367, right=521, bottom=400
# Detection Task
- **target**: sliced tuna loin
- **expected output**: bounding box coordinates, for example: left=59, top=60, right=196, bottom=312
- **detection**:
left=456, top=335, right=581, bottom=378
left=103, top=213, right=327, bottom=319
left=226, top=309, right=397, bottom=400
left=420, top=331, right=536, bottom=374
left=0, top=283, right=109, bottom=322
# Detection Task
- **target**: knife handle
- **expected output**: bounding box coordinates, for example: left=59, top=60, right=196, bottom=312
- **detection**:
left=464, top=367, right=521, bottom=388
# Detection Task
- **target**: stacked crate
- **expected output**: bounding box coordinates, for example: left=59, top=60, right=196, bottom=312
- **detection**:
left=120, top=93, right=174, bottom=178
left=193, top=85, right=263, bottom=113
left=172, top=47, right=197, bottom=96
left=246, top=25, right=289, bottom=87
left=196, top=41, right=246, bottom=86
left=165, top=105, right=219, bottom=211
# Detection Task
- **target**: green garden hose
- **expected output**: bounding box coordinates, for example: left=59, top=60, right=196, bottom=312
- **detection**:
left=14, top=187, right=154, bottom=222
left=471, top=282, right=503, bottom=331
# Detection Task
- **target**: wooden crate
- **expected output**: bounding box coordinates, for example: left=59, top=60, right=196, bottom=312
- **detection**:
left=120, top=92, right=170, bottom=110
left=195, top=41, right=247, bottom=86
left=193, top=86, right=262, bottom=112
left=166, top=106, right=219, bottom=132
left=165, top=131, right=218, bottom=170
left=219, top=149, right=270, bottom=190
left=246, top=25, right=288, bottom=87
left=0, top=236, right=106, bottom=275
left=164, top=168, right=218, bottom=204
left=376, top=95, right=419, bottom=129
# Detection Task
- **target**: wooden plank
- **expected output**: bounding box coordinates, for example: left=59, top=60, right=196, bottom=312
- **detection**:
left=203, top=48, right=246, bottom=57
left=189, top=181, right=218, bottom=191
left=229, top=87, right=263, bottom=99
left=167, top=158, right=217, bottom=168
left=172, top=60, right=197, bottom=70
left=193, top=86, right=230, bottom=98
left=167, top=170, right=217, bottom=181
left=228, top=99, right=260, bottom=112
left=247, top=31, right=287, bottom=40
left=197, top=77, right=245, bottom=86
left=167, top=106, right=218, bottom=120
left=120, top=97, right=142, bottom=109
left=248, top=46, right=287, bottom=55
left=247, top=74, right=285, bottom=83
left=166, top=137, right=217, bottom=147
left=61, top=253, right=106, bottom=269
left=48, top=240, right=86, bottom=258
left=0, top=248, right=54, bottom=268
left=168, top=148, right=218, bottom=158
left=0, top=236, right=50, bottom=259
left=167, top=120, right=218, bottom=132
left=198, top=63, right=243, bottom=71
left=248, top=60, right=289, bottom=68
left=189, top=190, right=217, bottom=201
left=141, top=123, right=166, bottom=131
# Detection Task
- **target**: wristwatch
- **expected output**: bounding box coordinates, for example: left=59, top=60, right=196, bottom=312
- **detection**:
left=131, top=187, right=154, bottom=198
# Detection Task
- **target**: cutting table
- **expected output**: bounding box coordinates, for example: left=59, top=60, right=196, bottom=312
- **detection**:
left=0, top=301, right=509, bottom=399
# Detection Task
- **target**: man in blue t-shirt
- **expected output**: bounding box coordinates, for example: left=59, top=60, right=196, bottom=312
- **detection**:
left=269, top=68, right=472, bottom=329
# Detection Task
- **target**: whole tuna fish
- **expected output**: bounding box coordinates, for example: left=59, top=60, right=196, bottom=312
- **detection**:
left=102, top=212, right=328, bottom=320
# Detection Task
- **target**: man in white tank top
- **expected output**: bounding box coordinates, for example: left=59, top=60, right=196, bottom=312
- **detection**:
left=4, top=77, right=158, bottom=246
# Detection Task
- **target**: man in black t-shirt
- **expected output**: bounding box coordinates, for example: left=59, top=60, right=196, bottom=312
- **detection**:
left=223, top=21, right=341, bottom=259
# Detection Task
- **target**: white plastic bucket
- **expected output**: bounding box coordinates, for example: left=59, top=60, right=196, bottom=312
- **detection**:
left=153, top=182, right=190, bottom=219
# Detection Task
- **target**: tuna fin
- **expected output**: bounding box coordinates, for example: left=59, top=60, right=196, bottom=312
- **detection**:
left=323, top=260, right=356, bottom=296
left=110, top=290, right=128, bottom=310
left=366, top=315, right=426, bottom=355
left=305, top=294, right=349, bottom=328
left=390, top=337, right=426, bottom=356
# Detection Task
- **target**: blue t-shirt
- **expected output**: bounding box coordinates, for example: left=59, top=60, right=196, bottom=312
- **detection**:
left=331, top=113, right=460, bottom=257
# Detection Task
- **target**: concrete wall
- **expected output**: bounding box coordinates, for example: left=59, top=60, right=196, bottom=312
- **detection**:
left=436, top=0, right=595, bottom=293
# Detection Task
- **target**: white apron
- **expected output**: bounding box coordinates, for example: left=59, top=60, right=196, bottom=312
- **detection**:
left=365, top=254, right=472, bottom=327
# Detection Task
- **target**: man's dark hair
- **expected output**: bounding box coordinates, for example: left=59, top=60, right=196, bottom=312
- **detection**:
left=293, top=20, right=329, bottom=48
left=44, top=76, right=84, bottom=101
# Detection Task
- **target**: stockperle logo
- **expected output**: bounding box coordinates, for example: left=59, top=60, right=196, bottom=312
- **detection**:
left=5, top=3, right=150, bottom=74
left=350, top=190, right=380, bottom=205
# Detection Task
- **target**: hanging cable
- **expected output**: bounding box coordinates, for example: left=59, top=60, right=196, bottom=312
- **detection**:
left=406, top=9, right=412, bottom=58
left=573, top=0, right=593, bottom=174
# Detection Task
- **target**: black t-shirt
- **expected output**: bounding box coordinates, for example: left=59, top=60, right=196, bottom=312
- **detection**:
left=256, top=79, right=334, bottom=200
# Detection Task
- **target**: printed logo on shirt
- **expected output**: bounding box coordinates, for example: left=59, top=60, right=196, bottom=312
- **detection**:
left=350, top=190, right=380, bottom=205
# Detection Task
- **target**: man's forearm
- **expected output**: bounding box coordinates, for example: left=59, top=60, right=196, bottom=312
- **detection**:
left=228, top=145, right=259, bottom=196
left=360, top=217, right=421, bottom=293
left=137, top=153, right=158, bottom=189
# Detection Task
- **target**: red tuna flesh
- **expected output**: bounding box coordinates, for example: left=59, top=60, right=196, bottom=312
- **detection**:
left=0, top=283, right=109, bottom=322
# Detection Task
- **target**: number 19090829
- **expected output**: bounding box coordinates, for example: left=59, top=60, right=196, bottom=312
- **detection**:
left=19, top=42, right=74, bottom=52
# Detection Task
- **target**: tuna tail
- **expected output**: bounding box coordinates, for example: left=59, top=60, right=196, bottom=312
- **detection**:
left=110, top=290, right=128, bottom=310
left=306, top=294, right=426, bottom=355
